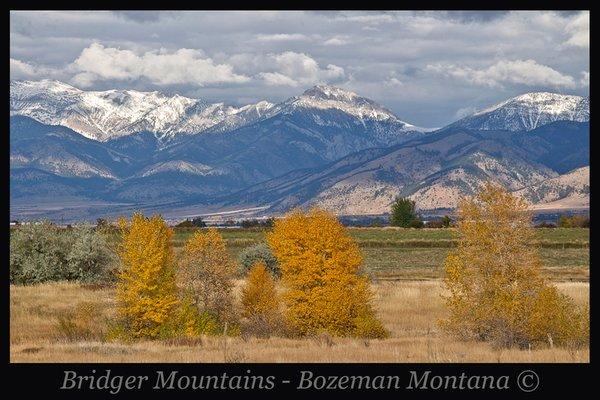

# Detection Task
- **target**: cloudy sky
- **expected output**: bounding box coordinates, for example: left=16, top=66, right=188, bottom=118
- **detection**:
left=10, top=10, right=589, bottom=127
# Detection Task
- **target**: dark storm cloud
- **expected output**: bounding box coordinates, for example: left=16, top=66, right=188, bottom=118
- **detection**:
left=9, top=10, right=589, bottom=127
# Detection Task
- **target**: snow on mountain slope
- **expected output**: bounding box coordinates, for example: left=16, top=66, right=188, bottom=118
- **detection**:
left=10, top=80, right=274, bottom=141
left=276, top=85, right=431, bottom=131
left=136, top=160, right=224, bottom=178
left=451, top=92, right=589, bottom=132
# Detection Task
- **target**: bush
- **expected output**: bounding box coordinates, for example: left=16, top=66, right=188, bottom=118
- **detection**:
left=268, top=208, right=387, bottom=338
left=10, top=222, right=114, bottom=285
left=558, top=215, right=589, bottom=228
left=56, top=301, right=105, bottom=341
left=238, top=243, right=280, bottom=278
left=426, top=220, right=444, bottom=228
left=66, top=226, right=115, bottom=283
left=353, top=312, right=389, bottom=339
left=441, top=215, right=453, bottom=228
left=408, top=218, right=424, bottom=228
left=176, top=217, right=207, bottom=228
left=441, top=183, right=589, bottom=349
left=535, top=221, right=557, bottom=228
left=240, top=262, right=283, bottom=337
left=240, top=218, right=275, bottom=229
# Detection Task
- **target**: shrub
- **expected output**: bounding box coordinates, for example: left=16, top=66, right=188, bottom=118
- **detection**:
left=178, top=228, right=237, bottom=327
left=535, top=221, right=557, bottom=228
left=116, top=213, right=179, bottom=339
left=56, top=301, right=104, bottom=341
left=268, top=208, right=388, bottom=338
left=441, top=183, right=589, bottom=349
left=10, top=222, right=114, bottom=284
left=66, top=226, right=115, bottom=283
left=441, top=215, right=453, bottom=228
left=558, top=215, right=589, bottom=228
left=238, top=243, right=280, bottom=278
left=240, top=218, right=275, bottom=229
left=240, top=262, right=283, bottom=337
left=176, top=217, right=207, bottom=228
left=426, top=220, right=444, bottom=228
left=408, top=218, right=424, bottom=228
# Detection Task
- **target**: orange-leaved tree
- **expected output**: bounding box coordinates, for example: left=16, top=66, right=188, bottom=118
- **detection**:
left=240, top=261, right=283, bottom=337
left=115, top=213, right=178, bottom=339
left=178, top=228, right=237, bottom=327
left=267, top=208, right=387, bottom=338
left=441, top=183, right=589, bottom=348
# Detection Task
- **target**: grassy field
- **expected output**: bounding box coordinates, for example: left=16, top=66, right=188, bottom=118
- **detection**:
left=10, top=280, right=589, bottom=362
left=10, top=227, right=589, bottom=362
left=166, top=227, right=589, bottom=281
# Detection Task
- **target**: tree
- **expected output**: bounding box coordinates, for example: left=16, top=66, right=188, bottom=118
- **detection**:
left=191, top=217, right=207, bottom=227
left=238, top=243, right=280, bottom=278
left=178, top=228, right=237, bottom=325
left=441, top=183, right=588, bottom=348
left=441, top=215, right=452, bottom=228
left=116, top=213, right=178, bottom=339
left=267, top=208, right=387, bottom=338
left=240, top=261, right=282, bottom=337
left=390, top=197, right=418, bottom=227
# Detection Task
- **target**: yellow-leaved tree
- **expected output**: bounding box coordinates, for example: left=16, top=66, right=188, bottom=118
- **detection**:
left=268, top=208, right=387, bottom=338
left=178, top=228, right=237, bottom=329
left=441, top=183, right=589, bottom=348
left=115, top=213, right=178, bottom=339
left=240, top=261, right=282, bottom=337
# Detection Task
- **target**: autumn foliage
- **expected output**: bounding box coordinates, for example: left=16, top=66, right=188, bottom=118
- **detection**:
left=441, top=183, right=589, bottom=348
left=268, top=208, right=387, bottom=338
left=115, top=213, right=178, bottom=339
left=178, top=228, right=237, bottom=327
left=240, top=261, right=283, bottom=337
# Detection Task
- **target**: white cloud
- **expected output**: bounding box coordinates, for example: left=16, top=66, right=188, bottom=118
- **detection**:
left=564, top=12, right=589, bottom=48
left=580, top=71, right=589, bottom=87
left=323, top=36, right=349, bottom=46
left=10, top=58, right=64, bottom=81
left=385, top=77, right=403, bottom=87
left=71, top=43, right=250, bottom=87
left=255, top=33, right=310, bottom=42
left=454, top=106, right=477, bottom=119
left=259, top=72, right=299, bottom=86
left=426, top=59, right=577, bottom=89
left=10, top=58, right=38, bottom=79
left=258, top=51, right=345, bottom=86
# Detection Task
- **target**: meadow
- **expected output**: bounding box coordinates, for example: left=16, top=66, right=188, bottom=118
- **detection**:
left=10, top=280, right=589, bottom=362
left=170, top=227, right=590, bottom=281
left=10, top=227, right=589, bottom=362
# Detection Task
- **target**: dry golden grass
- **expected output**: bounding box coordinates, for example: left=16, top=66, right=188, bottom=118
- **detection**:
left=10, top=280, right=589, bottom=363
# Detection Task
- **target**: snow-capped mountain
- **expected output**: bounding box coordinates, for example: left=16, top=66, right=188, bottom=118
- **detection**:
left=280, top=85, right=418, bottom=124
left=9, top=83, right=590, bottom=221
left=451, top=92, right=589, bottom=132
left=10, top=81, right=432, bottom=144
left=10, top=80, right=275, bottom=142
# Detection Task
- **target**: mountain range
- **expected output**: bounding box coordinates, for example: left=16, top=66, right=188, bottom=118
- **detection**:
left=10, top=80, right=590, bottom=222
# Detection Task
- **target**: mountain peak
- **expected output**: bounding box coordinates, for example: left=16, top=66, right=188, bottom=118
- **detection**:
left=301, top=85, right=360, bottom=102
left=454, top=91, right=589, bottom=132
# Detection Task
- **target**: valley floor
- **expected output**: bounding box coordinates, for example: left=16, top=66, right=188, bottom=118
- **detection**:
left=10, top=280, right=589, bottom=363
